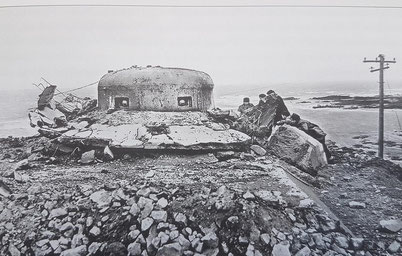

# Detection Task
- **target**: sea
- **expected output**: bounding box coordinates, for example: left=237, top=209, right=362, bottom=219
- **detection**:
left=1, top=83, right=402, bottom=155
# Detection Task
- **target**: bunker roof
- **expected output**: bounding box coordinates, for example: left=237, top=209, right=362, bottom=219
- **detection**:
left=98, top=66, right=214, bottom=89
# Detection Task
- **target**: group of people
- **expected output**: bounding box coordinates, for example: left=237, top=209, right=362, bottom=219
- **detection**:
left=237, top=90, right=331, bottom=160
left=238, top=90, right=289, bottom=119
left=237, top=90, right=290, bottom=127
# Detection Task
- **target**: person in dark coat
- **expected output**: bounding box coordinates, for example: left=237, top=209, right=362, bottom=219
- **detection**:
left=267, top=90, right=290, bottom=123
left=257, top=94, right=267, bottom=109
left=277, top=113, right=331, bottom=160
left=238, top=97, right=254, bottom=115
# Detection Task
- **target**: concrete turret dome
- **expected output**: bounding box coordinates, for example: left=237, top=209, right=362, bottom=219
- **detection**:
left=98, top=66, right=214, bottom=112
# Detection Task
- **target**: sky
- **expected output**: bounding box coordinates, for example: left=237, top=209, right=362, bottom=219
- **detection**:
left=1, top=0, right=402, bottom=96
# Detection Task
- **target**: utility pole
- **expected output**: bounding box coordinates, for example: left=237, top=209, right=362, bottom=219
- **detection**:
left=363, top=54, right=396, bottom=158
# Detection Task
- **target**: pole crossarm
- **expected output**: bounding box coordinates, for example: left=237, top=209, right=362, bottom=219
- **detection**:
left=370, top=67, right=389, bottom=72
left=363, top=60, right=380, bottom=63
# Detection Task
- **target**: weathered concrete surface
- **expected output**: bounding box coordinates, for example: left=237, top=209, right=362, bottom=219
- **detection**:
left=60, top=124, right=250, bottom=151
left=29, top=106, right=67, bottom=128
left=98, top=66, right=214, bottom=111
left=267, top=125, right=327, bottom=175
left=58, top=111, right=251, bottom=151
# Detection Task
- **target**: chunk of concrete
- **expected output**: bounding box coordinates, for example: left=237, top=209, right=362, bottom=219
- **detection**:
left=0, top=180, right=12, bottom=197
left=60, top=245, right=87, bottom=256
left=141, top=217, right=154, bottom=231
left=156, top=243, right=183, bottom=256
left=15, top=159, right=31, bottom=171
left=267, top=125, right=327, bottom=175
left=250, top=144, right=266, bottom=156
left=90, top=190, right=112, bottom=208
left=49, top=208, right=68, bottom=219
left=81, top=150, right=96, bottom=164
left=379, top=219, right=402, bottom=233
left=388, top=241, right=401, bottom=253
left=348, top=201, right=366, bottom=209
left=103, top=146, right=114, bottom=161
left=272, top=242, right=291, bottom=256
left=14, top=171, right=29, bottom=183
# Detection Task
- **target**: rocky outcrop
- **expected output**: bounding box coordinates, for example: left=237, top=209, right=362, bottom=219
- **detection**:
left=266, top=125, right=327, bottom=175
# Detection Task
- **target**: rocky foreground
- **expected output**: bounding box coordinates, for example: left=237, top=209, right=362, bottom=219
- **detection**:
left=0, top=136, right=402, bottom=256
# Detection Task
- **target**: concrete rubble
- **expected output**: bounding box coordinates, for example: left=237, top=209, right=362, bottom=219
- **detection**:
left=266, top=125, right=327, bottom=175
left=27, top=86, right=330, bottom=177
left=209, top=107, right=328, bottom=176
left=379, top=219, right=402, bottom=233
left=59, top=120, right=250, bottom=151
left=0, top=132, right=401, bottom=255
left=29, top=107, right=68, bottom=129
left=29, top=86, right=252, bottom=152
left=1, top=152, right=394, bottom=256
left=2, top=84, right=397, bottom=255
left=29, top=85, right=97, bottom=129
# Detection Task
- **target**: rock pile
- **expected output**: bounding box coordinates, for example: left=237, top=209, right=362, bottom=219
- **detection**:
left=1, top=136, right=401, bottom=255
left=1, top=178, right=397, bottom=256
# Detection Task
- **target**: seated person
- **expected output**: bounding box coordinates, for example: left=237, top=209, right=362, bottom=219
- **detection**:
left=238, top=97, right=254, bottom=115
left=277, top=113, right=331, bottom=160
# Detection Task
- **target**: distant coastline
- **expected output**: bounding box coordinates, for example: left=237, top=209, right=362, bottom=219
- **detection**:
left=1, top=89, right=402, bottom=141
left=307, top=95, right=402, bottom=110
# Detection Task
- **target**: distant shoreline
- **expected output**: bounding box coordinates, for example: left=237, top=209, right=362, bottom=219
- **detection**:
left=305, top=94, right=402, bottom=110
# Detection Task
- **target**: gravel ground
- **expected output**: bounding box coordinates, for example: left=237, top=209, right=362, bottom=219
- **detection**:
left=0, top=137, right=401, bottom=255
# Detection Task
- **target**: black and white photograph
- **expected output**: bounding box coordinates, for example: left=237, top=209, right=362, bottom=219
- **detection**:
left=0, top=1, right=402, bottom=255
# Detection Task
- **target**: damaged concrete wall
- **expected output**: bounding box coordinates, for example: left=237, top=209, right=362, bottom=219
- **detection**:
left=98, top=66, right=214, bottom=112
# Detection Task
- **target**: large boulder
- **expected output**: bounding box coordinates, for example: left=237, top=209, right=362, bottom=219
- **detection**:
left=266, top=125, right=327, bottom=175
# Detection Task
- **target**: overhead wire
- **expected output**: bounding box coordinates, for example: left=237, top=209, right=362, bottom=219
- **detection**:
left=385, top=80, right=402, bottom=131
left=53, top=81, right=99, bottom=96
left=40, top=77, right=69, bottom=98
left=32, top=78, right=98, bottom=102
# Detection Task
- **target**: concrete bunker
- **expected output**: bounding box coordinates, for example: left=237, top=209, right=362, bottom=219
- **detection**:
left=98, top=66, right=214, bottom=112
